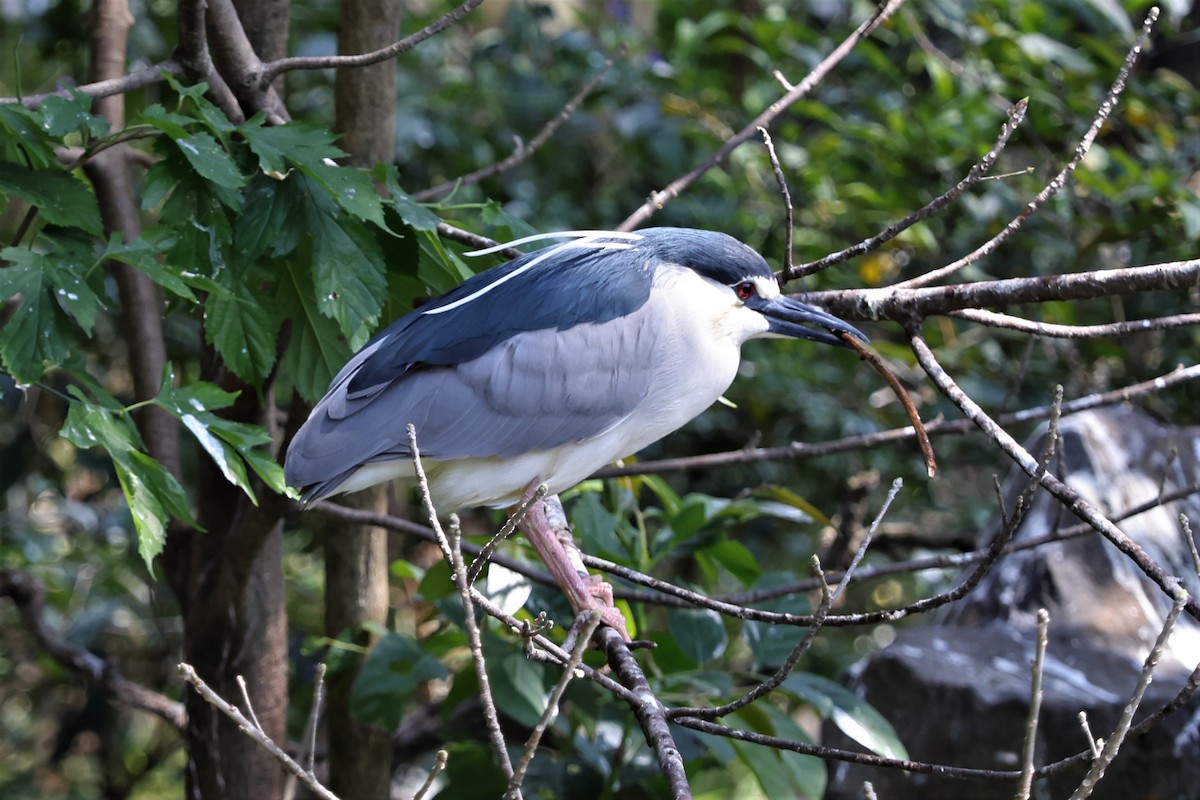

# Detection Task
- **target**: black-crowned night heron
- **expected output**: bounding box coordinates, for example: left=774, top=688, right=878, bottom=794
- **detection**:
left=285, top=227, right=866, bottom=634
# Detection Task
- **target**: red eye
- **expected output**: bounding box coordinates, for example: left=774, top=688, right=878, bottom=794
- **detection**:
left=735, top=281, right=755, bottom=301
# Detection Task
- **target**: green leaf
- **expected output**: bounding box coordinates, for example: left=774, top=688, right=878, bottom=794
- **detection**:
left=782, top=673, right=908, bottom=760
left=234, top=173, right=305, bottom=263
left=139, top=104, right=194, bottom=140
left=102, top=233, right=197, bottom=301
left=483, top=633, right=548, bottom=728
left=666, top=607, right=728, bottom=665
left=0, top=105, right=58, bottom=167
left=0, top=247, right=75, bottom=383
left=0, top=161, right=102, bottom=234
left=571, top=492, right=625, bottom=560
left=729, top=706, right=826, bottom=799
left=303, top=160, right=388, bottom=228
left=705, top=539, right=762, bottom=585
left=60, top=395, right=199, bottom=569
left=299, top=175, right=386, bottom=341
left=239, top=116, right=345, bottom=175
left=173, top=132, right=247, bottom=192
left=351, top=632, right=448, bottom=729
left=37, top=92, right=110, bottom=139
left=205, top=259, right=280, bottom=383
left=277, top=259, right=352, bottom=403
left=153, top=376, right=293, bottom=503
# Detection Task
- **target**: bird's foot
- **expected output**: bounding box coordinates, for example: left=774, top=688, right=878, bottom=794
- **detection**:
left=513, top=489, right=632, bottom=642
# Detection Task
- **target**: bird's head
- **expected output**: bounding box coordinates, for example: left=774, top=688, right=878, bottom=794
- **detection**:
left=641, top=227, right=868, bottom=347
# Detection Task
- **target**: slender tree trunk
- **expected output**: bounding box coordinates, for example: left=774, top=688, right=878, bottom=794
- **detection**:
left=324, top=3, right=402, bottom=797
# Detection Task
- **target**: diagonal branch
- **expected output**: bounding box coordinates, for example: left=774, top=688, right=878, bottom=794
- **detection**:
left=907, top=321, right=1200, bottom=622
left=785, top=97, right=1029, bottom=282
left=414, top=58, right=614, bottom=202
left=617, top=0, right=907, bottom=231
left=890, top=8, right=1159, bottom=289
left=259, top=0, right=485, bottom=85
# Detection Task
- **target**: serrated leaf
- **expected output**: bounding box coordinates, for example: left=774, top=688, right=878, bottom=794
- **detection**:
left=239, top=116, right=344, bottom=174
left=173, top=132, right=246, bottom=191
left=139, top=104, right=194, bottom=139
left=0, top=161, right=102, bottom=234
left=277, top=259, right=352, bottom=402
left=390, top=191, right=442, bottom=232
left=0, top=105, right=58, bottom=167
left=303, top=160, right=388, bottom=228
left=300, top=175, right=386, bottom=339
left=0, top=247, right=75, bottom=383
left=233, top=173, right=304, bottom=263
left=205, top=264, right=280, bottom=383
left=153, top=376, right=290, bottom=503
left=37, top=92, right=110, bottom=138
left=61, top=398, right=199, bottom=569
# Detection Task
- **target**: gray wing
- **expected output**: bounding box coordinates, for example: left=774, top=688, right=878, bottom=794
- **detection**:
left=285, top=306, right=656, bottom=491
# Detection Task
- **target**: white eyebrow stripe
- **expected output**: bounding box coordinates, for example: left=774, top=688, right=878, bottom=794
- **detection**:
left=423, top=236, right=638, bottom=316
left=463, top=229, right=643, bottom=257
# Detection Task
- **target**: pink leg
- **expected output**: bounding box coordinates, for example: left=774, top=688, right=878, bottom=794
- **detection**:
left=512, top=485, right=631, bottom=641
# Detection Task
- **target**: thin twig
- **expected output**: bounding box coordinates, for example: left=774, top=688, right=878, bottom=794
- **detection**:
left=907, top=324, right=1200, bottom=623
left=788, top=97, right=1029, bottom=281
left=415, top=59, right=614, bottom=201
left=809, top=259, right=1200, bottom=322
left=1078, top=712, right=1102, bottom=759
left=236, top=674, right=265, bottom=731
left=413, top=750, right=449, bottom=800
left=839, top=332, right=936, bottom=477
left=468, top=483, right=547, bottom=583
left=0, top=60, right=186, bottom=109
left=1181, top=515, right=1200, bottom=578
left=757, top=126, right=795, bottom=275
left=675, top=479, right=901, bottom=720
left=597, top=626, right=693, bottom=799
left=948, top=309, right=1200, bottom=338
left=178, top=664, right=340, bottom=800
left=304, top=663, right=327, bottom=774
left=259, top=0, right=485, bottom=85
left=891, top=8, right=1159, bottom=289
left=506, top=611, right=603, bottom=799
left=617, top=0, right=906, bottom=231
left=1068, top=582, right=1188, bottom=800
left=405, top=424, right=518, bottom=788
left=597, top=363, right=1200, bottom=479
left=1016, top=608, right=1050, bottom=800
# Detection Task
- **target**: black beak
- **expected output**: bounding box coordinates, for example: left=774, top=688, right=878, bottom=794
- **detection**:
left=749, top=295, right=868, bottom=347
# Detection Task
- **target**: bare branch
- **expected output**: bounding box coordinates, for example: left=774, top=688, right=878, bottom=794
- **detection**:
left=406, top=424, right=518, bottom=788
left=506, top=612, right=602, bottom=799
left=260, top=0, right=485, bottom=84
left=948, top=309, right=1200, bottom=338
left=178, top=664, right=340, bottom=800
left=597, top=627, right=692, bottom=799
left=0, top=61, right=186, bottom=109
left=786, top=97, right=1029, bottom=281
left=1068, top=583, right=1188, bottom=799
left=617, top=0, right=906, bottom=231
left=1016, top=608, right=1050, bottom=800
left=809, top=259, right=1200, bottom=322
left=907, top=324, right=1200, bottom=622
left=0, top=569, right=187, bottom=730
left=891, top=8, right=1159, bottom=289
left=757, top=126, right=796, bottom=275
left=597, top=363, right=1200, bottom=479
left=415, top=59, right=614, bottom=201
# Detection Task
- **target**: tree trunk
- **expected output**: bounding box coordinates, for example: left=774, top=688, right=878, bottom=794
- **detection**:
left=325, top=2, right=402, bottom=797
